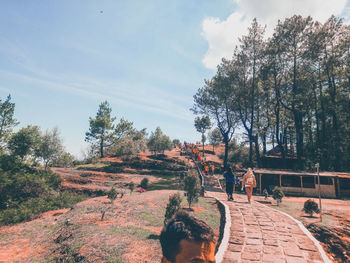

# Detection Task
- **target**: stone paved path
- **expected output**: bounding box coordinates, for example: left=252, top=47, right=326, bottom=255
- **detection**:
left=209, top=192, right=327, bottom=263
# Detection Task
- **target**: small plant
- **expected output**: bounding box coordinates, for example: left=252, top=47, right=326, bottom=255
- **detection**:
left=263, top=189, right=269, bottom=200
left=164, top=193, right=182, bottom=225
left=303, top=199, right=320, bottom=217
left=140, top=178, right=149, bottom=190
left=108, top=187, right=118, bottom=203
left=184, top=174, right=200, bottom=208
left=272, top=186, right=284, bottom=206
left=128, top=182, right=135, bottom=194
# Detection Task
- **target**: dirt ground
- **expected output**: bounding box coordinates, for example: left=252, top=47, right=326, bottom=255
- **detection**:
left=0, top=190, right=220, bottom=263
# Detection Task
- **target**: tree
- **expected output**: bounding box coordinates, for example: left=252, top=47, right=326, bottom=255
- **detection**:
left=35, top=128, right=64, bottom=169
left=192, top=63, right=238, bottom=169
left=303, top=199, right=320, bottom=217
left=85, top=101, right=116, bottom=158
left=183, top=174, right=200, bottom=208
left=194, top=116, right=211, bottom=156
left=0, top=95, right=18, bottom=147
left=52, top=152, right=74, bottom=168
left=8, top=125, right=40, bottom=160
left=128, top=182, right=135, bottom=194
left=108, top=187, right=118, bottom=203
left=147, top=127, right=172, bottom=155
left=272, top=187, right=284, bottom=206
left=164, top=193, right=182, bottom=225
left=140, top=178, right=149, bottom=189
left=208, top=128, right=222, bottom=153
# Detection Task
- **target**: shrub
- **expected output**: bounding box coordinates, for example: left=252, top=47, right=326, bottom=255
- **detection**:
left=128, top=182, right=135, bottom=194
left=303, top=199, right=320, bottom=217
left=184, top=174, right=200, bottom=208
left=263, top=189, right=269, bottom=200
left=164, top=193, right=182, bottom=225
left=272, top=187, right=284, bottom=206
left=108, top=188, right=118, bottom=203
left=140, top=178, right=149, bottom=190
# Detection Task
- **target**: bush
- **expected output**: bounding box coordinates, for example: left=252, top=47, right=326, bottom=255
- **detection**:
left=272, top=187, right=284, bottom=206
left=140, top=178, right=149, bottom=190
left=184, top=174, right=200, bottom=208
left=263, top=189, right=269, bottom=200
left=303, top=199, right=320, bottom=217
left=164, top=193, right=182, bottom=225
left=128, top=182, right=135, bottom=194
left=108, top=188, right=118, bottom=202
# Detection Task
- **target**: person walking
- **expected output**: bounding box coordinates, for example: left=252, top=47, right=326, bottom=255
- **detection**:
left=224, top=167, right=235, bottom=201
left=241, top=168, right=256, bottom=203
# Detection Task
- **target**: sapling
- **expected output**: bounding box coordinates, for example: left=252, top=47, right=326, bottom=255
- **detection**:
left=272, top=187, right=284, bottom=206
left=303, top=199, right=320, bottom=217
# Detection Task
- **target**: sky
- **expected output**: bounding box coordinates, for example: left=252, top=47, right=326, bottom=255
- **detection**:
left=1, top=0, right=349, bottom=158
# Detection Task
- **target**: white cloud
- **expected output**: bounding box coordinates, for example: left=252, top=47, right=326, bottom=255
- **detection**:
left=202, top=0, right=349, bottom=69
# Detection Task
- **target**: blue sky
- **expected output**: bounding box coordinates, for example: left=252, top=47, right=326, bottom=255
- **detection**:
left=1, top=0, right=349, bottom=157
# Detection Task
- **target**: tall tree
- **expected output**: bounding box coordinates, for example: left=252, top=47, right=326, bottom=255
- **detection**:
left=0, top=95, right=18, bottom=147
left=147, top=127, right=172, bottom=155
left=194, top=116, right=211, bottom=155
left=85, top=101, right=116, bottom=158
left=193, top=60, right=238, bottom=169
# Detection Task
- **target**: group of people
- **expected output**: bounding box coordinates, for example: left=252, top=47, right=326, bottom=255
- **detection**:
left=224, top=167, right=256, bottom=203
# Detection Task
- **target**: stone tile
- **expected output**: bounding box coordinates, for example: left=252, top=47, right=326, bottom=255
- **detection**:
left=263, top=245, right=283, bottom=255
left=222, top=256, right=239, bottom=263
left=228, top=244, right=243, bottom=252
left=246, top=226, right=261, bottom=233
left=241, top=251, right=261, bottom=261
left=231, top=230, right=245, bottom=237
left=245, top=221, right=259, bottom=226
left=246, top=238, right=262, bottom=245
left=262, top=254, right=286, bottom=262
left=243, top=245, right=262, bottom=253
left=259, top=221, right=274, bottom=227
left=303, top=251, right=323, bottom=261
left=263, top=239, right=279, bottom=246
left=231, top=225, right=244, bottom=231
left=298, top=241, right=317, bottom=252
left=261, top=226, right=275, bottom=231
left=224, top=251, right=241, bottom=261
left=285, top=256, right=306, bottom=263
left=229, top=236, right=245, bottom=245
left=246, top=232, right=262, bottom=239
left=283, top=244, right=303, bottom=258
left=278, top=234, right=294, bottom=242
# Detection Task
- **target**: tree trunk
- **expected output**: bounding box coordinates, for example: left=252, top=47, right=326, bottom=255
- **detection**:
left=100, top=138, right=104, bottom=158
left=254, top=135, right=262, bottom=168
left=223, top=135, right=229, bottom=170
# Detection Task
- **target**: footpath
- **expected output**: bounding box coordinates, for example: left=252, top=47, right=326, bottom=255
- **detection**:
left=208, top=191, right=328, bottom=263
left=199, top=169, right=329, bottom=262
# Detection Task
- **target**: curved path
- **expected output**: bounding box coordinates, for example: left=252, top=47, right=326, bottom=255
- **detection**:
left=194, top=163, right=330, bottom=262
left=208, top=191, right=328, bottom=263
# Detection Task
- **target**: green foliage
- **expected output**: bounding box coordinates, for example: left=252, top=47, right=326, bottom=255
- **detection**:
left=0, top=95, right=19, bottom=145
left=208, top=128, right=222, bottom=152
left=8, top=125, right=41, bottom=160
left=108, top=187, right=118, bottom=202
left=147, top=127, right=172, bottom=154
left=128, top=182, right=135, bottom=194
left=0, top=191, right=84, bottom=225
left=272, top=187, right=284, bottom=206
left=140, top=178, right=149, bottom=189
left=35, top=127, right=64, bottom=169
left=194, top=116, right=211, bottom=135
left=52, top=152, right=74, bottom=168
left=172, top=139, right=180, bottom=147
left=263, top=189, right=269, bottom=200
left=85, top=101, right=116, bottom=158
left=164, top=193, right=182, bottom=225
left=303, top=199, right=320, bottom=217
left=184, top=174, right=200, bottom=208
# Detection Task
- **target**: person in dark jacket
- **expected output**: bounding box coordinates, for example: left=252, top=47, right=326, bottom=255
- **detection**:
left=224, top=167, right=235, bottom=201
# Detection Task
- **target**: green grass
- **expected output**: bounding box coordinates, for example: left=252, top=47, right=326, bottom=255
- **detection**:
left=107, top=225, right=155, bottom=240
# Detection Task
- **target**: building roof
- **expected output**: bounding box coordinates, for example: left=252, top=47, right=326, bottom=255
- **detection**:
left=252, top=168, right=350, bottom=178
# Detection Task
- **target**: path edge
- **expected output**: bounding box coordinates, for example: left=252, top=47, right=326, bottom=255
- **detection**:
left=255, top=201, right=332, bottom=263
left=212, top=196, right=231, bottom=263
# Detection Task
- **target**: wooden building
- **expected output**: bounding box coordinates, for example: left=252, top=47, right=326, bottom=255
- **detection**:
left=252, top=168, right=350, bottom=198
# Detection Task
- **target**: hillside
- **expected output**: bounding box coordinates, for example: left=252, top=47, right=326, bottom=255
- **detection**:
left=0, top=148, right=221, bottom=262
